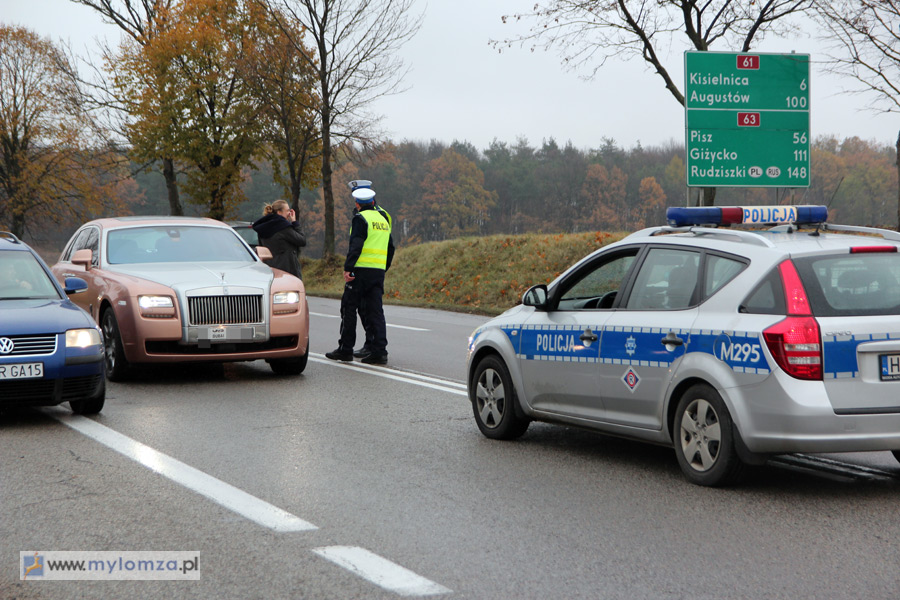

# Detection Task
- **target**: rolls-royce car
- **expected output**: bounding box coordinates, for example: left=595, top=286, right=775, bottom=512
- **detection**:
left=51, top=216, right=309, bottom=380
left=0, top=231, right=105, bottom=413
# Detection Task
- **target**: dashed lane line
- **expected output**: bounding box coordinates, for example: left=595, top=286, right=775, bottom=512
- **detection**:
left=51, top=412, right=318, bottom=532
left=313, top=546, right=451, bottom=597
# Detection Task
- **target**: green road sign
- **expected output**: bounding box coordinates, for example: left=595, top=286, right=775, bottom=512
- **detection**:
left=685, top=51, right=810, bottom=188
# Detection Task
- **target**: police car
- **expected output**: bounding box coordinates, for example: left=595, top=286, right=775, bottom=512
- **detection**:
left=466, top=205, right=900, bottom=486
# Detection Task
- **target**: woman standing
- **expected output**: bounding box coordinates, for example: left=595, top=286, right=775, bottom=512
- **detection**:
left=251, top=200, right=307, bottom=279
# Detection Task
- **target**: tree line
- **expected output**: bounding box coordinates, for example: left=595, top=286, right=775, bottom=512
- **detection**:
left=203, top=135, right=896, bottom=257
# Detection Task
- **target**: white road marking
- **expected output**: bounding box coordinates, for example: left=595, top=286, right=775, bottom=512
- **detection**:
left=309, top=312, right=429, bottom=331
left=312, top=546, right=451, bottom=597
left=51, top=413, right=318, bottom=533
left=309, top=355, right=468, bottom=396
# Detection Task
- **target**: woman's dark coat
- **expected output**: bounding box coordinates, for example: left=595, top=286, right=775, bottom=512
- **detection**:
left=251, top=214, right=307, bottom=279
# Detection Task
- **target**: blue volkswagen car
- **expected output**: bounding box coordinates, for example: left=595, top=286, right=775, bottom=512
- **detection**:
left=0, top=232, right=105, bottom=414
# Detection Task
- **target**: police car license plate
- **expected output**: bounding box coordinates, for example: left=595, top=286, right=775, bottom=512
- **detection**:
left=0, top=362, right=44, bottom=380
left=879, top=354, right=900, bottom=381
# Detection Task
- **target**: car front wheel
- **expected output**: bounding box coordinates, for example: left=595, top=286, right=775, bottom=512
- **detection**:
left=674, top=383, right=744, bottom=487
left=69, top=378, right=106, bottom=415
left=101, top=308, right=131, bottom=382
left=269, top=340, right=309, bottom=376
left=470, top=354, right=529, bottom=440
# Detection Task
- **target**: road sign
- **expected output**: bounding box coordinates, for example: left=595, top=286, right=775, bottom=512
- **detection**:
left=685, top=51, right=810, bottom=188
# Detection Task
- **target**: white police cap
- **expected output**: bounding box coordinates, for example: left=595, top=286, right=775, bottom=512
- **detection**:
left=348, top=179, right=372, bottom=191
left=351, top=187, right=376, bottom=203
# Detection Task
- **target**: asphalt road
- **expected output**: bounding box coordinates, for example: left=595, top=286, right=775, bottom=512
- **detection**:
left=3, top=299, right=900, bottom=599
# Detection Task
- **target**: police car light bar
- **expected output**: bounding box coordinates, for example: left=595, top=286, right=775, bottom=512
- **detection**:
left=666, top=205, right=828, bottom=228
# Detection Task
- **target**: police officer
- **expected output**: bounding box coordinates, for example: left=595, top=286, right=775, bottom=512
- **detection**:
left=325, top=180, right=394, bottom=364
left=353, top=184, right=392, bottom=359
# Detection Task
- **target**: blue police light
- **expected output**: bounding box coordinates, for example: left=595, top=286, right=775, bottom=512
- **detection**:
left=666, top=205, right=828, bottom=227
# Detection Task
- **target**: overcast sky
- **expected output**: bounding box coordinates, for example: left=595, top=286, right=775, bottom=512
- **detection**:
left=2, top=0, right=897, bottom=151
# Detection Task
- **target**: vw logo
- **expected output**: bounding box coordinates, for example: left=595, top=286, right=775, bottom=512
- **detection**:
left=0, top=337, right=14, bottom=355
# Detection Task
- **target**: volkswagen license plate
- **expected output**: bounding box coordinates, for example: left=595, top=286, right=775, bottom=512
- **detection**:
left=0, top=362, right=44, bottom=380
left=880, top=354, right=900, bottom=381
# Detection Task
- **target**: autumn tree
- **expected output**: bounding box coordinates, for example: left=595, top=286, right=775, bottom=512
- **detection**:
left=495, top=0, right=815, bottom=207
left=633, top=176, right=667, bottom=229
left=814, top=0, right=900, bottom=227
left=0, top=25, right=126, bottom=237
left=405, top=148, right=497, bottom=242
left=72, top=0, right=184, bottom=215
left=257, top=0, right=422, bottom=258
left=582, top=163, right=628, bottom=231
left=242, top=2, right=322, bottom=215
left=113, top=0, right=269, bottom=219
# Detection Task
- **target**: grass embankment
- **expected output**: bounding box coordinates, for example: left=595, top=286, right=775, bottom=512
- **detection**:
left=301, top=231, right=628, bottom=316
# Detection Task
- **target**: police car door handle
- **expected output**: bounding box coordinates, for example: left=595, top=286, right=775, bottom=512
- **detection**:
left=661, top=332, right=684, bottom=347
left=579, top=329, right=598, bottom=343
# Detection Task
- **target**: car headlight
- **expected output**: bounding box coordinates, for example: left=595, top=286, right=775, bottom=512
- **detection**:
left=138, top=295, right=176, bottom=317
left=66, top=328, right=102, bottom=348
left=273, top=291, right=301, bottom=305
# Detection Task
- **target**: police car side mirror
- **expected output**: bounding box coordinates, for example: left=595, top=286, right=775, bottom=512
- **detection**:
left=523, top=284, right=548, bottom=308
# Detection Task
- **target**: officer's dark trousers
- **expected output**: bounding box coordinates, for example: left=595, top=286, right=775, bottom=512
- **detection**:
left=337, top=268, right=387, bottom=354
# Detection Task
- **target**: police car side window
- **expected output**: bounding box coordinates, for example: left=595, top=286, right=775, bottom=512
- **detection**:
left=740, top=270, right=785, bottom=314
left=704, top=254, right=745, bottom=299
left=626, top=248, right=700, bottom=310
left=557, top=250, right=638, bottom=311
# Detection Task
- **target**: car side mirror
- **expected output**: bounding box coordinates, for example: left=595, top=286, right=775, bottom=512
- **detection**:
left=71, top=248, right=93, bottom=270
left=256, top=246, right=273, bottom=261
left=523, top=284, right=548, bottom=309
left=64, top=277, right=88, bottom=295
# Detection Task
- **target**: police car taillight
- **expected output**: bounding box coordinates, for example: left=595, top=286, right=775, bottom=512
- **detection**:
left=762, top=260, right=822, bottom=381
left=850, top=246, right=898, bottom=254
left=666, top=205, right=828, bottom=227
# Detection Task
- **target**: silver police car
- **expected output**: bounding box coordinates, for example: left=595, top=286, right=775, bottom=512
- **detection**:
left=466, top=205, right=900, bottom=486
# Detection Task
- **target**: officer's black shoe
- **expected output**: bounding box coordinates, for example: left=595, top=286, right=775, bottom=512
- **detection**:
left=360, top=353, right=388, bottom=365
left=353, top=347, right=372, bottom=359
left=325, top=348, right=354, bottom=362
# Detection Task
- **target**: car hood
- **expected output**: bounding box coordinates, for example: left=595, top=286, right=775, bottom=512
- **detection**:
left=108, top=261, right=273, bottom=292
left=0, top=298, right=96, bottom=336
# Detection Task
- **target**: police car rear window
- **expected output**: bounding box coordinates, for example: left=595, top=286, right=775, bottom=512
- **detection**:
left=740, top=269, right=785, bottom=315
left=794, top=254, right=900, bottom=316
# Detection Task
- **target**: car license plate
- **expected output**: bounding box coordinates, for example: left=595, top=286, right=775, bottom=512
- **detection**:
left=0, top=362, right=44, bottom=380
left=880, top=354, right=900, bottom=381
left=208, top=327, right=227, bottom=341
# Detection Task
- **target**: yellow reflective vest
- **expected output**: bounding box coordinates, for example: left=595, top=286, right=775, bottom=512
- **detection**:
left=355, top=209, right=391, bottom=270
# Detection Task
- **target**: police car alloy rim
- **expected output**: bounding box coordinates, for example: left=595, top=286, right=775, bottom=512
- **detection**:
left=679, top=398, right=721, bottom=472
left=475, top=367, right=506, bottom=429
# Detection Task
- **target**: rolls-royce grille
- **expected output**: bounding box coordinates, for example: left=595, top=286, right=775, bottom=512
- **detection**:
left=0, top=334, right=57, bottom=357
left=188, top=295, right=263, bottom=325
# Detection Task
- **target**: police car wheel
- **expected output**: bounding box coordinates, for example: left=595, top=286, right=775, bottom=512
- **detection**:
left=674, top=384, right=744, bottom=487
left=101, top=308, right=131, bottom=382
left=471, top=355, right=529, bottom=440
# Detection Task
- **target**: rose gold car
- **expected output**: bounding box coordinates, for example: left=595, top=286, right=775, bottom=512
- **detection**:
left=51, top=216, right=309, bottom=380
